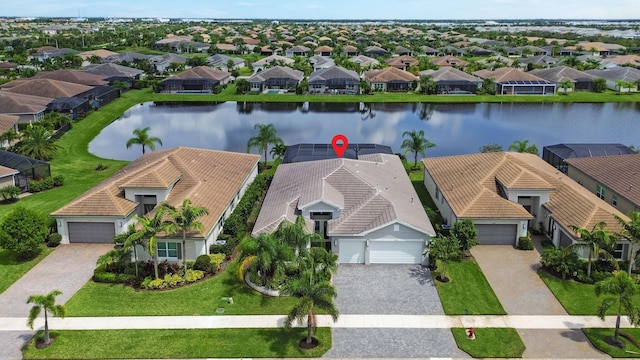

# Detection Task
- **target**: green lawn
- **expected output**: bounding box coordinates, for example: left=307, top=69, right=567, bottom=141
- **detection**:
left=434, top=259, right=506, bottom=315
left=539, top=269, right=640, bottom=315
left=451, top=327, right=525, bottom=358
left=0, top=246, right=52, bottom=294
left=583, top=328, right=640, bottom=358
left=23, top=328, right=331, bottom=359
left=65, top=260, right=298, bottom=316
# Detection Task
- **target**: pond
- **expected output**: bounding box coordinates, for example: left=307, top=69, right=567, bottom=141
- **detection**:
left=89, top=101, right=640, bottom=161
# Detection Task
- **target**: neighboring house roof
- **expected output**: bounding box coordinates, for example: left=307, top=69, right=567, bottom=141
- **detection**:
left=288, top=45, right=310, bottom=52
left=420, top=45, right=438, bottom=54
left=519, top=55, right=560, bottom=66
left=343, top=45, right=358, bottom=53
left=81, top=63, right=144, bottom=78
left=584, top=67, right=640, bottom=82
left=315, top=45, right=333, bottom=52
left=348, top=55, right=379, bottom=67
left=423, top=152, right=627, bottom=235
left=544, top=143, right=634, bottom=160
left=473, top=67, right=549, bottom=83
left=4, top=78, right=92, bottom=98
left=0, top=114, right=19, bottom=133
left=529, top=66, right=598, bottom=82
left=309, top=66, right=359, bottom=84
left=249, top=66, right=303, bottom=82
left=432, top=55, right=469, bottom=67
left=0, top=92, right=52, bottom=114
left=309, top=55, right=335, bottom=67
left=282, top=143, right=393, bottom=164
left=0, top=79, right=30, bottom=89
left=601, top=55, right=640, bottom=68
left=52, top=147, right=260, bottom=238
left=77, top=49, right=119, bottom=60
left=206, top=54, right=244, bottom=68
left=0, top=62, right=19, bottom=70
left=166, top=66, right=230, bottom=81
left=149, top=53, right=187, bottom=65
left=566, top=42, right=625, bottom=52
left=0, top=165, right=19, bottom=178
left=365, top=45, right=387, bottom=54
left=364, top=67, right=418, bottom=83
left=253, top=154, right=435, bottom=237
left=419, top=67, right=482, bottom=82
left=385, top=55, right=419, bottom=68
left=103, top=52, right=151, bottom=63
left=253, top=55, right=295, bottom=67
left=32, top=69, right=109, bottom=86
left=566, top=154, right=640, bottom=207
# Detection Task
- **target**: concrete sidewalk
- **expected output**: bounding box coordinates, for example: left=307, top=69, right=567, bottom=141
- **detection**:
left=1, top=314, right=630, bottom=332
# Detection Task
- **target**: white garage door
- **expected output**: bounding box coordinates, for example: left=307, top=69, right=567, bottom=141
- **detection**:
left=476, top=224, right=517, bottom=245
left=68, top=222, right=115, bottom=243
left=370, top=241, right=424, bottom=264
left=339, top=240, right=365, bottom=264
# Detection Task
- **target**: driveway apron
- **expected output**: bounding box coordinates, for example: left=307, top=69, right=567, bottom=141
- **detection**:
left=0, top=243, right=112, bottom=360
left=471, top=243, right=607, bottom=359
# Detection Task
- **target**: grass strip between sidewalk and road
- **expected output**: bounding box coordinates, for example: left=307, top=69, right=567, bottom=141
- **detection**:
left=22, top=328, right=331, bottom=359
left=451, top=327, right=525, bottom=358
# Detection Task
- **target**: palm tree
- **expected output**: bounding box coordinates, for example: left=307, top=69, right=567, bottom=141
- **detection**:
left=559, top=80, right=574, bottom=94
left=18, top=125, right=60, bottom=161
left=0, top=129, right=19, bottom=148
left=27, top=290, right=65, bottom=346
left=508, top=139, right=539, bottom=155
left=162, top=199, right=209, bottom=277
left=299, top=247, right=339, bottom=283
left=595, top=270, right=640, bottom=347
left=615, top=211, right=640, bottom=275
left=400, top=129, right=436, bottom=168
left=126, top=127, right=163, bottom=155
left=281, top=269, right=339, bottom=345
left=246, top=123, right=283, bottom=166
left=238, top=233, right=293, bottom=286
left=132, top=208, right=171, bottom=279
left=270, top=143, right=288, bottom=162
left=117, top=223, right=145, bottom=277
left=275, top=215, right=322, bottom=254
left=567, top=222, right=617, bottom=278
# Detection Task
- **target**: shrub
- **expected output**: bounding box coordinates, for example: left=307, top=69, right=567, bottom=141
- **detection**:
left=194, top=254, right=214, bottom=273
left=209, top=253, right=226, bottom=269
left=52, top=175, right=65, bottom=187
left=0, top=206, right=47, bottom=260
left=28, top=177, right=57, bottom=193
left=185, top=269, right=205, bottom=283
left=0, top=185, right=21, bottom=202
left=540, top=247, right=581, bottom=279
left=518, top=236, right=534, bottom=250
left=93, top=264, right=134, bottom=284
left=46, top=233, right=62, bottom=247
left=95, top=163, right=109, bottom=171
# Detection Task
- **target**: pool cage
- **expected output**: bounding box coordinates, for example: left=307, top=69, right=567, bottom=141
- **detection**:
left=0, top=150, right=51, bottom=190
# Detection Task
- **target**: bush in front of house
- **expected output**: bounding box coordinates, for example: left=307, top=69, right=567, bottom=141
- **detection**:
left=0, top=185, right=21, bottom=202
left=193, top=254, right=214, bottom=274
left=209, top=253, right=226, bottom=270
left=223, top=172, right=273, bottom=239
left=93, top=263, right=135, bottom=284
left=540, top=247, right=581, bottom=280
left=0, top=206, right=48, bottom=260
left=46, top=233, right=62, bottom=248
left=518, top=236, right=534, bottom=250
left=141, top=270, right=204, bottom=289
left=209, top=233, right=237, bottom=258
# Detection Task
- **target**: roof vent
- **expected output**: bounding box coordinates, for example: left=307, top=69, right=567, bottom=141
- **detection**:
left=411, top=197, right=414, bottom=203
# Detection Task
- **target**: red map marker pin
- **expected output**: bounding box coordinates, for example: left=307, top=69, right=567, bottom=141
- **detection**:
left=332, top=134, right=349, bottom=158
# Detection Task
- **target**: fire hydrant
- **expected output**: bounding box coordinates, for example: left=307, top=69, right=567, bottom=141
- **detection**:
left=467, top=327, right=475, bottom=339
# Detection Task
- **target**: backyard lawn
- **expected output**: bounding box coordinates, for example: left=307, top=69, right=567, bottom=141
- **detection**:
left=0, top=246, right=51, bottom=294
left=23, top=328, right=331, bottom=359
left=451, top=327, right=525, bottom=358
left=65, top=260, right=298, bottom=316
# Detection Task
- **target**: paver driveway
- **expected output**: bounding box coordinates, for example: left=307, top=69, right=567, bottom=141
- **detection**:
left=471, top=244, right=607, bottom=359
left=0, top=243, right=113, bottom=360
left=324, top=264, right=467, bottom=358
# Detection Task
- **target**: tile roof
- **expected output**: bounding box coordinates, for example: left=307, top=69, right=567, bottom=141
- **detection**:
left=0, top=91, right=52, bottom=114
left=584, top=67, right=640, bottom=82
left=81, top=63, right=144, bottom=78
left=472, top=67, right=548, bottom=83
left=419, top=67, right=482, bottom=82
left=249, top=66, right=303, bottom=82
left=253, top=154, right=434, bottom=237
left=432, top=55, right=469, bottom=67
left=4, top=78, right=92, bottom=98
left=32, top=70, right=109, bottom=86
left=385, top=55, right=419, bottom=68
left=77, top=49, right=119, bottom=60
left=423, top=152, right=628, bottom=234
left=529, top=66, right=597, bottom=82
left=253, top=55, right=295, bottom=67
left=348, top=55, right=379, bottom=67
left=566, top=154, right=640, bottom=207
left=52, top=147, right=260, bottom=238
left=168, top=66, right=230, bottom=81
left=308, top=66, right=358, bottom=84
left=0, top=114, right=19, bottom=134
left=364, top=67, right=418, bottom=83
left=0, top=165, right=18, bottom=177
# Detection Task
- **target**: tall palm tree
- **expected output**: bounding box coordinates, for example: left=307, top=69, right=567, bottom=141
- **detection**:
left=162, top=199, right=209, bottom=277
left=126, top=127, right=163, bottom=155
left=595, top=270, right=640, bottom=346
left=133, top=207, right=171, bottom=279
left=246, top=123, right=283, bottom=166
left=117, top=223, right=145, bottom=277
left=270, top=143, right=288, bottom=162
left=275, top=215, right=322, bottom=254
left=27, top=289, right=65, bottom=346
left=400, top=129, right=436, bottom=168
left=281, top=269, right=339, bottom=345
left=238, top=233, right=293, bottom=286
left=615, top=211, right=640, bottom=275
left=508, top=139, right=539, bottom=156
left=567, top=222, right=617, bottom=278
left=18, top=125, right=60, bottom=161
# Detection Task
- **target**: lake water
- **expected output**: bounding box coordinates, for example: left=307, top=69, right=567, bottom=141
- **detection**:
left=89, top=101, right=640, bottom=161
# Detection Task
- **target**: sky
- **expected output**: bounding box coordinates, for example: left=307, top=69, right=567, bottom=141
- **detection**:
left=3, top=0, right=640, bottom=20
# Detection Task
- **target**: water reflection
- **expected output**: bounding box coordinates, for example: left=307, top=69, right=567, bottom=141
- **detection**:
left=89, top=101, right=640, bottom=161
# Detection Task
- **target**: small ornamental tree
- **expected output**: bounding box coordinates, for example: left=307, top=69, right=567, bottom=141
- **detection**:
left=0, top=206, right=48, bottom=260
left=429, top=234, right=461, bottom=282
left=27, top=290, right=65, bottom=347
left=451, top=219, right=479, bottom=254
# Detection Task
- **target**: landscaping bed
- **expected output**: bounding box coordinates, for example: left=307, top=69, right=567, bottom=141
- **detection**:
left=583, top=328, right=640, bottom=358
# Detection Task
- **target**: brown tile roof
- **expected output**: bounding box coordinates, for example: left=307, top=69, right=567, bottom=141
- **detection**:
left=0, top=91, right=52, bottom=114
left=52, top=147, right=260, bottom=238
left=253, top=154, right=434, bottom=237
left=385, top=55, right=419, bottom=68
left=315, top=45, right=334, bottom=52
left=0, top=62, right=18, bottom=70
left=170, top=66, right=230, bottom=81
left=33, top=70, right=109, bottom=86
left=249, top=66, right=304, bottom=82
left=0, top=114, right=19, bottom=134
left=5, top=78, right=92, bottom=98
left=566, top=154, right=640, bottom=207
left=473, top=67, right=547, bottom=83
left=420, top=67, right=482, bottom=82
left=529, top=66, right=597, bottom=82
left=423, top=152, right=628, bottom=234
left=0, top=79, right=30, bottom=89
left=77, top=49, right=119, bottom=60
left=0, top=165, right=18, bottom=177
left=364, top=67, right=418, bottom=83
left=432, top=55, right=469, bottom=67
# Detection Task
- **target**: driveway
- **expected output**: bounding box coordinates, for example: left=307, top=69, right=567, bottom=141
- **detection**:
left=471, top=242, right=607, bottom=359
left=324, top=264, right=467, bottom=359
left=0, top=243, right=112, bottom=360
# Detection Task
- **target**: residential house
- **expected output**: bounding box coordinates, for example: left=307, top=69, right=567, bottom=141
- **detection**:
left=394, top=45, right=413, bottom=56
left=566, top=154, right=640, bottom=215
left=315, top=45, right=333, bottom=57
left=31, top=46, right=78, bottom=62
left=565, top=42, right=626, bottom=57
left=601, top=55, right=640, bottom=69
left=103, top=52, right=151, bottom=64
left=364, top=67, right=418, bottom=92
left=365, top=45, right=387, bottom=57
left=529, top=66, right=598, bottom=92
left=282, top=143, right=393, bottom=163
left=206, top=54, right=245, bottom=71
left=32, top=69, right=109, bottom=86
left=149, top=53, right=188, bottom=73
left=342, top=45, right=359, bottom=57
left=519, top=55, right=561, bottom=69
left=473, top=67, right=556, bottom=95
left=285, top=45, right=310, bottom=58
left=431, top=55, right=469, bottom=69
left=0, top=150, right=51, bottom=190
left=0, top=92, right=51, bottom=123
left=309, top=56, right=335, bottom=71
left=585, top=67, right=640, bottom=92
left=51, top=147, right=260, bottom=262
left=0, top=114, right=19, bottom=146
left=419, top=46, right=438, bottom=56
left=252, top=55, right=294, bottom=72
left=347, top=55, right=379, bottom=69
left=77, top=49, right=119, bottom=66
left=0, top=62, right=19, bottom=72
left=308, top=66, right=360, bottom=94
left=3, top=78, right=92, bottom=100
left=543, top=143, right=634, bottom=173
left=419, top=67, right=482, bottom=94
left=248, top=66, right=303, bottom=92
left=0, top=165, right=19, bottom=189
left=155, top=36, right=209, bottom=53
left=252, top=154, right=435, bottom=264
left=159, top=66, right=231, bottom=93
left=385, top=55, right=419, bottom=71
left=423, top=152, right=630, bottom=259
left=81, top=63, right=145, bottom=87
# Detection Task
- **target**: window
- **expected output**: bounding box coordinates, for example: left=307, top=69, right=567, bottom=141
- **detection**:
left=158, top=242, right=178, bottom=258
left=435, top=187, right=440, bottom=200
left=613, top=243, right=628, bottom=260
left=596, top=185, right=605, bottom=200
left=612, top=195, right=618, bottom=207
